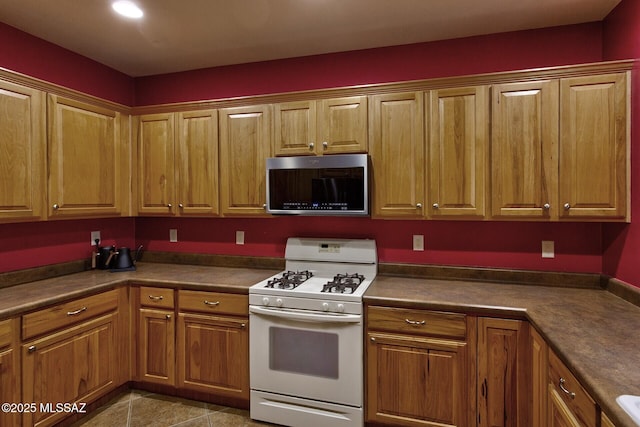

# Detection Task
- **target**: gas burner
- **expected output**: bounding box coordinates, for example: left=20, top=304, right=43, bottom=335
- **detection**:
left=321, top=273, right=365, bottom=294
left=265, top=270, right=313, bottom=290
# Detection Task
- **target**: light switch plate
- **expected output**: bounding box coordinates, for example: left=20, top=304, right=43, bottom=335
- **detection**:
left=169, top=229, right=178, bottom=242
left=236, top=231, right=245, bottom=245
left=413, top=235, right=424, bottom=251
left=542, top=240, right=554, bottom=258
left=90, top=231, right=101, bottom=245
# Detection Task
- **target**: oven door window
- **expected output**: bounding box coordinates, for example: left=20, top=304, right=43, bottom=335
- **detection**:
left=269, top=327, right=339, bottom=379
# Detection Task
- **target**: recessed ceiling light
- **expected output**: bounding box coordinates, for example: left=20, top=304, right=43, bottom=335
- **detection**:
left=112, top=1, right=144, bottom=19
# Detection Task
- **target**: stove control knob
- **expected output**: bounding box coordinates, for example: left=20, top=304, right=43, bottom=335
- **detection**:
left=322, top=302, right=330, bottom=311
left=337, top=304, right=345, bottom=313
left=262, top=297, right=270, bottom=306
left=276, top=298, right=283, bottom=307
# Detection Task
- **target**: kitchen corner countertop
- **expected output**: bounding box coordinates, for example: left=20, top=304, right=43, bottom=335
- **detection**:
left=366, top=275, right=640, bottom=427
left=1, top=263, right=639, bottom=427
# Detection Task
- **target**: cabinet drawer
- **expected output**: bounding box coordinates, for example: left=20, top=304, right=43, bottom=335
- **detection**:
left=140, top=286, right=175, bottom=309
left=22, top=289, right=119, bottom=340
left=548, top=349, right=597, bottom=427
left=367, top=306, right=466, bottom=339
left=0, top=319, right=11, bottom=348
left=179, top=290, right=248, bottom=315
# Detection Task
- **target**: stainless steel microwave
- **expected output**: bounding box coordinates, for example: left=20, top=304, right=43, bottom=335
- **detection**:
left=266, top=154, right=369, bottom=216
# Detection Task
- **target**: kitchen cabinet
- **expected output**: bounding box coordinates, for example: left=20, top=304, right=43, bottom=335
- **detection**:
left=547, top=348, right=597, bottom=427
left=137, top=287, right=176, bottom=386
left=0, top=79, right=46, bottom=223
left=136, top=110, right=219, bottom=216
left=491, top=80, right=559, bottom=219
left=531, top=327, right=548, bottom=427
left=369, top=92, right=426, bottom=218
left=366, top=306, right=476, bottom=427
left=219, top=104, right=272, bottom=216
left=559, top=73, right=628, bottom=220
left=477, top=317, right=531, bottom=427
left=177, top=290, right=249, bottom=402
left=274, top=96, right=367, bottom=156
left=428, top=86, right=489, bottom=218
left=48, top=94, right=127, bottom=218
left=0, top=318, right=20, bottom=427
left=22, top=289, right=126, bottom=427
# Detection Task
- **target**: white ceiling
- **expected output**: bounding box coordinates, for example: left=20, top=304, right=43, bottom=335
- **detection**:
left=0, top=0, right=621, bottom=77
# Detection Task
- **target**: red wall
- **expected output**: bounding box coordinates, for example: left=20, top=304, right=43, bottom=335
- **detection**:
left=602, top=0, right=640, bottom=287
left=0, top=20, right=618, bottom=276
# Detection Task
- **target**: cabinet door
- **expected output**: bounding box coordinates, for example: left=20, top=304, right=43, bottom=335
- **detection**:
left=219, top=105, right=271, bottom=216
left=318, top=96, right=368, bottom=154
left=370, top=92, right=425, bottom=218
left=367, top=332, right=470, bottom=427
left=274, top=100, right=317, bottom=156
left=429, top=86, right=488, bottom=218
left=0, top=319, right=19, bottom=427
left=477, top=318, right=530, bottom=427
left=138, top=308, right=175, bottom=386
left=48, top=95, right=122, bottom=218
left=176, top=109, right=219, bottom=216
left=531, top=327, right=548, bottom=427
left=22, top=313, right=117, bottom=427
left=491, top=81, right=558, bottom=219
left=137, top=113, right=175, bottom=215
left=548, top=387, right=582, bottom=427
left=0, top=80, right=46, bottom=222
left=177, top=312, right=249, bottom=399
left=559, top=73, right=628, bottom=220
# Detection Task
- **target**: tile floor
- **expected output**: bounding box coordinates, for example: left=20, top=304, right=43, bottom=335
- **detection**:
left=70, top=389, right=279, bottom=427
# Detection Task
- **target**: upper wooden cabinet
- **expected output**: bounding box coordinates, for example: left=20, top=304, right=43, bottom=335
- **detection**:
left=369, top=92, right=425, bottom=218
left=429, top=86, right=489, bottom=218
left=491, top=80, right=559, bottom=219
left=48, top=95, right=127, bottom=218
left=0, top=80, right=46, bottom=223
left=274, top=96, right=367, bottom=156
left=136, top=110, right=219, bottom=216
left=559, top=73, right=628, bottom=220
left=219, top=104, right=272, bottom=216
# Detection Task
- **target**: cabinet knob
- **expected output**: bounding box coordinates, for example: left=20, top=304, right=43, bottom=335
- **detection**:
left=263, top=203, right=267, bottom=209
left=432, top=203, right=439, bottom=209
left=179, top=203, right=184, bottom=208
left=167, top=203, right=172, bottom=209
left=52, top=203, right=59, bottom=210
left=308, top=142, right=314, bottom=149
left=166, top=314, right=171, bottom=320
left=322, top=141, right=328, bottom=149
left=370, top=337, right=376, bottom=342
left=416, top=203, right=423, bottom=209
left=240, top=323, right=246, bottom=328
left=28, top=345, right=37, bottom=353
left=543, top=203, right=551, bottom=210
left=564, top=203, right=571, bottom=210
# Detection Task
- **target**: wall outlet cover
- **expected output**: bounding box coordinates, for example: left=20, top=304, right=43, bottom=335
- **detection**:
left=169, top=229, right=178, bottom=242
left=91, top=231, right=101, bottom=245
left=542, top=240, right=555, bottom=258
left=413, top=234, right=424, bottom=251
left=236, top=231, right=245, bottom=245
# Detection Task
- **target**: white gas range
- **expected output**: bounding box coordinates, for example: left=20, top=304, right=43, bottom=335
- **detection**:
left=249, top=237, right=377, bottom=427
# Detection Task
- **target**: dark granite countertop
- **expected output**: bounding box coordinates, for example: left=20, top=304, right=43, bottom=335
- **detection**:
left=1, top=263, right=638, bottom=427
left=366, top=275, right=640, bottom=427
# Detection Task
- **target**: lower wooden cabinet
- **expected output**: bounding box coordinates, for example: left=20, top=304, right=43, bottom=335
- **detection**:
left=366, top=306, right=476, bottom=427
left=138, top=308, right=175, bottom=386
left=177, top=290, right=249, bottom=401
left=22, top=312, right=118, bottom=427
left=0, top=318, right=20, bottom=427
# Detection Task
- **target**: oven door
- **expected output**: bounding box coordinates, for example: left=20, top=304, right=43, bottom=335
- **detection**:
left=249, top=305, right=363, bottom=407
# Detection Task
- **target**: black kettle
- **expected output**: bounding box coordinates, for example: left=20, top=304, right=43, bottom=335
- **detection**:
left=94, top=244, right=116, bottom=270
left=110, top=245, right=143, bottom=271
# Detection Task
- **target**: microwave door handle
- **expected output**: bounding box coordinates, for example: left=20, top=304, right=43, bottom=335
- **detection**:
left=249, top=305, right=362, bottom=324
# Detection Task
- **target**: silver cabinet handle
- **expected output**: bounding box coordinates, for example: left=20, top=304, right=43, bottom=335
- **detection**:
left=564, top=203, right=571, bottom=210
left=405, top=318, right=426, bottom=326
left=166, top=314, right=171, bottom=320
left=309, top=142, right=314, bottom=149
left=52, top=204, right=59, bottom=210
left=432, top=203, right=439, bottom=209
left=179, top=203, right=184, bottom=208
left=148, top=295, right=164, bottom=301
left=543, top=203, right=551, bottom=210
left=559, top=378, right=576, bottom=399
left=262, top=203, right=267, bottom=209
left=67, top=306, right=87, bottom=316
left=370, top=336, right=376, bottom=342
left=28, top=345, right=36, bottom=353
left=322, top=141, right=328, bottom=149
left=204, top=300, right=220, bottom=306
left=240, top=323, right=246, bottom=328
left=416, top=203, right=423, bottom=208
left=167, top=203, right=172, bottom=208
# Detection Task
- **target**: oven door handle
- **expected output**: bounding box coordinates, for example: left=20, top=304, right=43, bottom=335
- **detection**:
left=249, top=306, right=362, bottom=323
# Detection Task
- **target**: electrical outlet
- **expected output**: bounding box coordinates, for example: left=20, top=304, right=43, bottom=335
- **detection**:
left=542, top=240, right=554, bottom=258
left=236, top=231, right=245, bottom=245
left=169, top=229, right=178, bottom=242
left=91, top=231, right=101, bottom=245
left=413, top=235, right=424, bottom=251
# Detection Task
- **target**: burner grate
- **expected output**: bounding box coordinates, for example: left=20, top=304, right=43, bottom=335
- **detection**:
left=265, top=270, right=313, bottom=290
left=321, top=273, right=365, bottom=294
